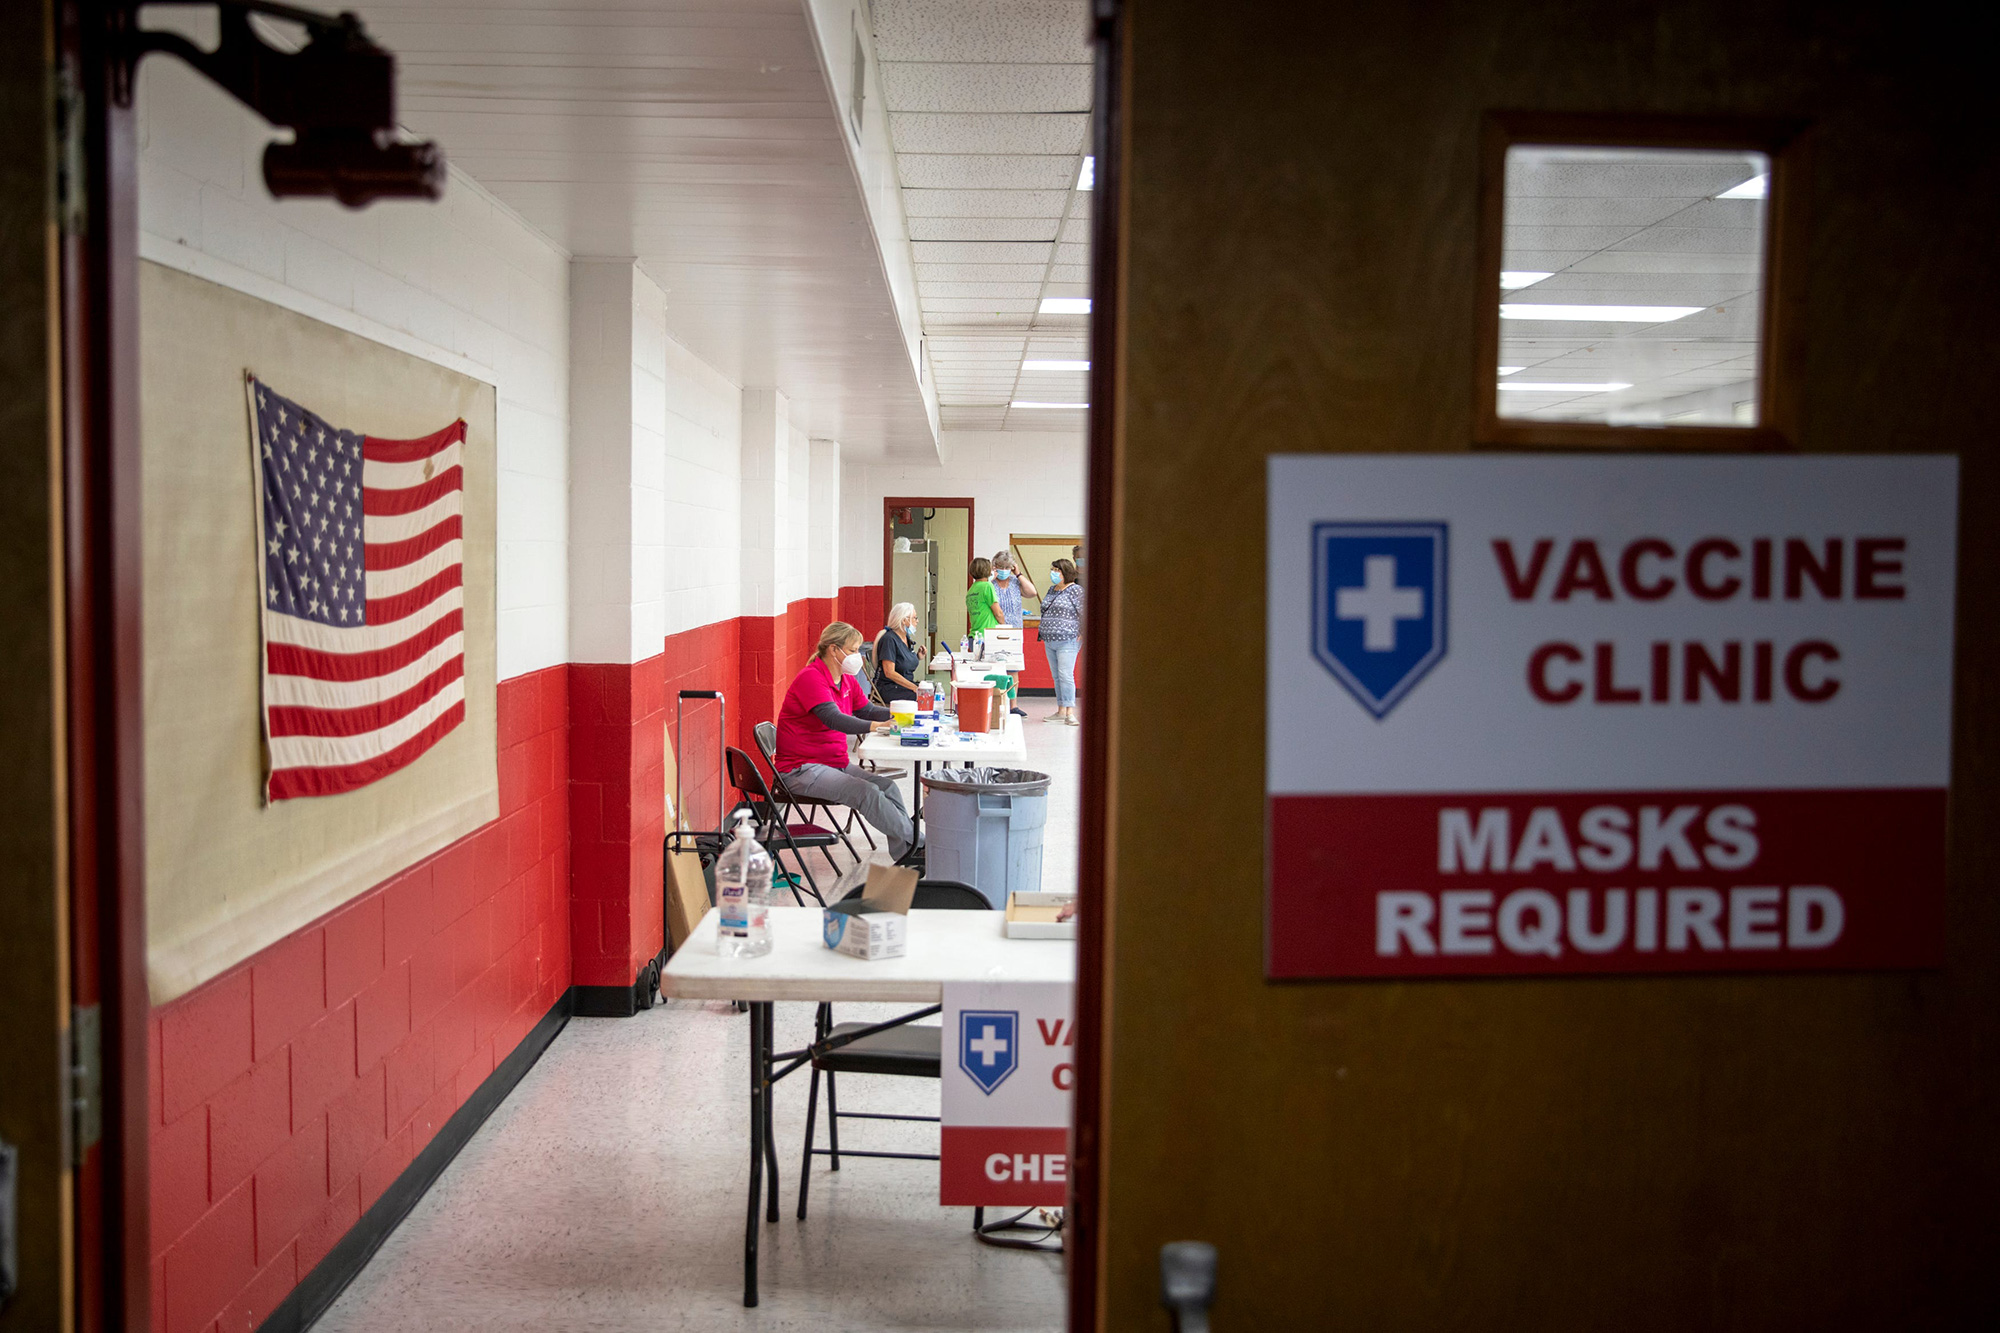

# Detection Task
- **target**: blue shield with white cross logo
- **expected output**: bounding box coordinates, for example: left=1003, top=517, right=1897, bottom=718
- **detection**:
left=957, top=1010, right=1019, bottom=1094
left=1311, top=522, right=1448, bottom=718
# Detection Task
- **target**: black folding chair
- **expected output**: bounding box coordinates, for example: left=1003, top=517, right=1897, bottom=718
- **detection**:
left=752, top=720, right=872, bottom=860
left=724, top=747, right=839, bottom=906
left=796, top=880, right=991, bottom=1221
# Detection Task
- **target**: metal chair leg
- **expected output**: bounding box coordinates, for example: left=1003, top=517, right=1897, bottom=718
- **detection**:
left=826, top=1068, right=841, bottom=1169
left=798, top=1063, right=820, bottom=1219
left=974, top=1206, right=984, bottom=1232
left=763, top=1004, right=781, bottom=1223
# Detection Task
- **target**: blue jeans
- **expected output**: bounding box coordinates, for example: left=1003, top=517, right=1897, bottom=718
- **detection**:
left=1044, top=639, right=1080, bottom=707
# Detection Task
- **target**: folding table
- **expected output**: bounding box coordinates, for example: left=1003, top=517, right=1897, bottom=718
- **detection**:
left=855, top=713, right=1028, bottom=839
left=660, top=905, right=1075, bottom=1306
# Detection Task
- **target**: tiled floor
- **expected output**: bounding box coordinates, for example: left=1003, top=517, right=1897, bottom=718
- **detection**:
left=313, top=712, right=1080, bottom=1332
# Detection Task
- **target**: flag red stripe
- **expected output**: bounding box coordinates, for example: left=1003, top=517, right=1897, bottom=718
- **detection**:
left=267, top=700, right=466, bottom=800
left=366, top=566, right=462, bottom=625
left=266, top=608, right=463, bottom=682
left=363, top=466, right=463, bottom=516
left=361, top=420, right=466, bottom=464
left=266, top=656, right=464, bottom=738
left=365, top=513, right=462, bottom=571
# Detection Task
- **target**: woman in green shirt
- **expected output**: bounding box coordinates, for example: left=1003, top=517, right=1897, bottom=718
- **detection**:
left=966, top=556, right=1001, bottom=634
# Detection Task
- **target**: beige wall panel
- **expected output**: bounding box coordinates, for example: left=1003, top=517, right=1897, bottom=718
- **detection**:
left=140, top=261, right=498, bottom=1003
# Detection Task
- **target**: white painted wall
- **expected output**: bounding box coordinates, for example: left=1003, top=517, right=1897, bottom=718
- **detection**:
left=807, top=440, right=842, bottom=599
left=660, top=340, right=744, bottom=638
left=568, top=262, right=637, bottom=664
left=135, top=55, right=572, bottom=680
left=839, top=431, right=1088, bottom=589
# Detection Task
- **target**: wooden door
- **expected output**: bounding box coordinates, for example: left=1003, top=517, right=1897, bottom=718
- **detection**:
left=1074, top=2, right=2000, bottom=1328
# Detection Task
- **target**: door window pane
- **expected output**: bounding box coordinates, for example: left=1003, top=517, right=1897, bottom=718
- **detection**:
left=1498, top=146, right=1769, bottom=427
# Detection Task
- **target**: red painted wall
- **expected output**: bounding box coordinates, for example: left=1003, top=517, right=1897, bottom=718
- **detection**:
left=147, top=665, right=572, bottom=1333
left=145, top=586, right=888, bottom=1333
left=566, top=656, right=666, bottom=988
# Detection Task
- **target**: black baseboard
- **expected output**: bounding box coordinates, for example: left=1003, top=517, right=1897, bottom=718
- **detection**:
left=572, top=948, right=668, bottom=1018
left=259, top=989, right=573, bottom=1333
left=1018, top=687, right=1055, bottom=697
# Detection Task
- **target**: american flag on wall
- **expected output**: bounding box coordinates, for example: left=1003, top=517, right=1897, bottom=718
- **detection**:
left=250, top=375, right=467, bottom=801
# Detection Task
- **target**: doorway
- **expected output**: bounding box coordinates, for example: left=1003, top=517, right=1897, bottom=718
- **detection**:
left=883, top=497, right=974, bottom=658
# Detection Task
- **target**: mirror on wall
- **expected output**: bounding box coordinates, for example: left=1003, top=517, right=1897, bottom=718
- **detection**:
left=1010, top=533, right=1084, bottom=620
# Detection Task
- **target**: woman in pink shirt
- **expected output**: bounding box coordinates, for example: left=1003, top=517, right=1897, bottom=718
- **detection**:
left=773, top=622, right=917, bottom=861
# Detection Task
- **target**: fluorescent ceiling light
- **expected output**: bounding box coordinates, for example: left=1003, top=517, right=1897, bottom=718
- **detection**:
left=1498, top=366, right=1524, bottom=376
left=1496, top=381, right=1632, bottom=393
left=1024, top=359, right=1090, bottom=371
left=1012, top=401, right=1089, bottom=410
left=1716, top=174, right=1767, bottom=199
left=1500, top=271, right=1552, bottom=290
left=1500, top=304, right=1704, bottom=322
left=1077, top=156, right=1095, bottom=191
left=1039, top=297, right=1091, bottom=315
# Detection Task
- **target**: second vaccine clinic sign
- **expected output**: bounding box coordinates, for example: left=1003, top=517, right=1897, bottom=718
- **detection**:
left=1266, top=455, right=1958, bottom=979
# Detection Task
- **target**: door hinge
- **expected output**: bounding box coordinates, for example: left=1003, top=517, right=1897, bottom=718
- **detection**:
left=69, top=1003, right=103, bottom=1171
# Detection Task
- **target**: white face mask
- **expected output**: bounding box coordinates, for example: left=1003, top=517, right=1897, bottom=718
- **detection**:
left=841, top=651, right=863, bottom=676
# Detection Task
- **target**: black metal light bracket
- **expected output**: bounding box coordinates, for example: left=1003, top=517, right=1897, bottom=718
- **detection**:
left=116, top=0, right=445, bottom=206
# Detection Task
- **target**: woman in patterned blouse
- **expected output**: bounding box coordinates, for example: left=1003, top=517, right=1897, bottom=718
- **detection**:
left=1038, top=557, right=1084, bottom=725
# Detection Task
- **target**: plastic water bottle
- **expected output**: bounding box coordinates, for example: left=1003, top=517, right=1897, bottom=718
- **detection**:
left=715, top=809, right=773, bottom=958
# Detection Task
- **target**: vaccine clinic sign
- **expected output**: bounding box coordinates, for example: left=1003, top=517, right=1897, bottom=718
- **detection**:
left=940, top=981, right=1073, bottom=1206
left=1266, top=455, right=1958, bottom=980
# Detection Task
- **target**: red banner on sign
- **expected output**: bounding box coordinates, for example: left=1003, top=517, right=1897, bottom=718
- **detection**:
left=1268, top=788, right=1946, bottom=978
left=940, top=1126, right=1069, bottom=1206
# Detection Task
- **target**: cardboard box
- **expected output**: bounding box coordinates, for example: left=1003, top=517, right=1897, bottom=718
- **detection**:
left=1005, top=892, right=1077, bottom=940
left=823, top=856, right=919, bottom=960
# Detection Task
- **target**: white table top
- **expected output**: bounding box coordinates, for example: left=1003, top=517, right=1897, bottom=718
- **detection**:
left=856, top=713, right=1027, bottom=768
left=661, top=906, right=1076, bottom=1002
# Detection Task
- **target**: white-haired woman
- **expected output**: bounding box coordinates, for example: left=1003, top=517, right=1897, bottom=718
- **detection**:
left=873, top=601, right=923, bottom=704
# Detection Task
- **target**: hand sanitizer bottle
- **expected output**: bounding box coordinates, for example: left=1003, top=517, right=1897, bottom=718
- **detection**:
left=715, top=809, right=773, bottom=958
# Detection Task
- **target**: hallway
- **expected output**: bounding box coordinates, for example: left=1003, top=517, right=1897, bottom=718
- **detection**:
left=314, top=719, right=1081, bottom=1331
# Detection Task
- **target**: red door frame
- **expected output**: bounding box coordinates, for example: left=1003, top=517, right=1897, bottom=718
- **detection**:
left=57, top=1, right=152, bottom=1326
left=881, top=496, right=976, bottom=637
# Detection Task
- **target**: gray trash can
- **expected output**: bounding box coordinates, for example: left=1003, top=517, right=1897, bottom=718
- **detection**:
left=919, top=767, right=1051, bottom=909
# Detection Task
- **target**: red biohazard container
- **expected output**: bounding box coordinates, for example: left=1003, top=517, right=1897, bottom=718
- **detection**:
left=955, top=683, right=994, bottom=733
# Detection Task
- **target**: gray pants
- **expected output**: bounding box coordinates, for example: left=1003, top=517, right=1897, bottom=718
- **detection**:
left=783, top=763, right=915, bottom=859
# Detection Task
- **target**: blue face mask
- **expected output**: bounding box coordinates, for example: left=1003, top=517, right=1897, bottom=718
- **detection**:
left=1048, top=570, right=1062, bottom=586
left=995, top=569, right=1011, bottom=582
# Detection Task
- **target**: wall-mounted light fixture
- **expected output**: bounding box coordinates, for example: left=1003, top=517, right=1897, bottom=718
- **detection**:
left=117, top=0, right=445, bottom=207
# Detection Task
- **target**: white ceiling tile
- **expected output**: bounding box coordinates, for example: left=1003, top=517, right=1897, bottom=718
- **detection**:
left=909, top=215, right=1061, bottom=242
left=899, top=153, right=1078, bottom=190
left=1047, top=264, right=1089, bottom=284
left=904, top=188, right=1070, bottom=218
left=922, top=298, right=1042, bottom=313
left=873, top=0, right=1090, bottom=64
left=922, top=282, right=1048, bottom=299
left=881, top=63, right=1092, bottom=114
left=913, top=240, right=1052, bottom=265
left=1059, top=216, right=1091, bottom=243
left=890, top=112, right=1088, bottom=155
left=917, top=263, right=1048, bottom=283
left=1041, top=280, right=1089, bottom=297
left=1053, top=242, right=1089, bottom=266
